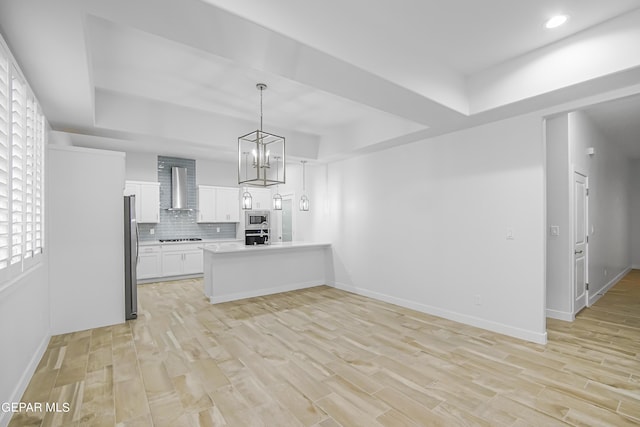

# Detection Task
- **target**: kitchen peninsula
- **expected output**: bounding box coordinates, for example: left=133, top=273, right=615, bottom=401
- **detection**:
left=203, top=242, right=332, bottom=303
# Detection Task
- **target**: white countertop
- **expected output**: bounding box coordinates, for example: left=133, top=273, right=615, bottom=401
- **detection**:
left=204, top=241, right=331, bottom=254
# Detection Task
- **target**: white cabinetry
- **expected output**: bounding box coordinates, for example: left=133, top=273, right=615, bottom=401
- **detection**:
left=197, top=186, right=216, bottom=223
left=124, top=181, right=160, bottom=223
left=161, top=243, right=203, bottom=277
left=248, top=187, right=272, bottom=210
left=197, top=186, right=240, bottom=223
left=137, top=245, right=161, bottom=280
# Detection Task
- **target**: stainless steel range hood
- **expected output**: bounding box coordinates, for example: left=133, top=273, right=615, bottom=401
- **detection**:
left=168, top=167, right=192, bottom=210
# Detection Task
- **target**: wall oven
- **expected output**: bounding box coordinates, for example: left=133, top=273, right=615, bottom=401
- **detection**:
left=245, top=211, right=270, bottom=245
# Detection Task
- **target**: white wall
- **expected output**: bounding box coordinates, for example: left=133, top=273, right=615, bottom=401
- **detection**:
left=546, top=111, right=632, bottom=317
left=0, top=265, right=49, bottom=427
left=323, top=115, right=547, bottom=343
left=569, top=111, right=631, bottom=302
left=545, top=115, right=573, bottom=319
left=48, top=146, right=126, bottom=334
left=125, top=151, right=157, bottom=181
left=630, top=160, right=640, bottom=267
left=196, top=158, right=238, bottom=187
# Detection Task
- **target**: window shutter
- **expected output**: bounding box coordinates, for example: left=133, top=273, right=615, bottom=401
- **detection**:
left=24, top=95, right=34, bottom=258
left=0, top=49, right=9, bottom=269
left=34, top=108, right=43, bottom=254
left=10, top=68, right=25, bottom=266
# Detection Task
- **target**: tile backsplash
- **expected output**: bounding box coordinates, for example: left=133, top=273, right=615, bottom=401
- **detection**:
left=138, top=156, right=237, bottom=241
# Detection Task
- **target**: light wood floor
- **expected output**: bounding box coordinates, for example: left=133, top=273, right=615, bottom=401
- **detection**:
left=10, top=271, right=640, bottom=426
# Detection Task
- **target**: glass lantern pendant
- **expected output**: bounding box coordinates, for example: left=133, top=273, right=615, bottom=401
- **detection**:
left=272, top=156, right=283, bottom=210
left=238, top=83, right=285, bottom=187
left=299, top=160, right=310, bottom=211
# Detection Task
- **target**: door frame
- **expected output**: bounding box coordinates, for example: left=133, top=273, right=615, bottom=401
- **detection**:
left=273, top=192, right=297, bottom=242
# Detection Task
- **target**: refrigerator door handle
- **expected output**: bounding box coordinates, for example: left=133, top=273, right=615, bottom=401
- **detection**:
left=134, top=221, right=140, bottom=266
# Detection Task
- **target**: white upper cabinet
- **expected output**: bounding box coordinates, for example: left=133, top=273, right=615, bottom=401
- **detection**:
left=197, top=186, right=216, bottom=223
left=249, top=188, right=272, bottom=210
left=197, top=186, right=240, bottom=223
left=216, top=187, right=240, bottom=222
left=124, top=181, right=160, bottom=223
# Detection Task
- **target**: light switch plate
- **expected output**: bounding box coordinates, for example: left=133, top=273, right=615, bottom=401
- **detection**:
left=506, top=229, right=514, bottom=240
left=550, top=226, right=560, bottom=236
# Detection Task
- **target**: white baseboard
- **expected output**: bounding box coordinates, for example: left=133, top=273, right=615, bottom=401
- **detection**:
left=209, top=280, right=324, bottom=304
left=546, top=308, right=574, bottom=321
left=588, top=267, right=631, bottom=306
left=331, top=281, right=547, bottom=345
left=0, top=332, right=50, bottom=427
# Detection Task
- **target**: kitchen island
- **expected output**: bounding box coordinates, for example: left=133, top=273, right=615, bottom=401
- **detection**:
left=203, top=242, right=332, bottom=303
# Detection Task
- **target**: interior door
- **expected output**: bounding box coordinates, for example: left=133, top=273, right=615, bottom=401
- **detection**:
left=574, top=172, right=588, bottom=314
left=282, top=199, right=293, bottom=242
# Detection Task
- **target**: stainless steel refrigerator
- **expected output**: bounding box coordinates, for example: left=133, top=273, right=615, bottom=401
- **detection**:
left=124, top=195, right=138, bottom=320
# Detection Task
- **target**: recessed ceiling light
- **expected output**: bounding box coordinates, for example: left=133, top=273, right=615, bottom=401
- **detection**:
left=545, top=15, right=568, bottom=29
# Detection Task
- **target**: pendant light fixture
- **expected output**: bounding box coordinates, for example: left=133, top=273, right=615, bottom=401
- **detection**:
left=241, top=151, right=252, bottom=210
left=299, top=160, right=310, bottom=211
left=238, top=83, right=285, bottom=188
left=273, top=156, right=282, bottom=210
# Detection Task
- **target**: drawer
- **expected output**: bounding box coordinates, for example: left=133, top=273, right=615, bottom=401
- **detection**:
left=161, top=243, right=202, bottom=252
left=139, top=245, right=161, bottom=253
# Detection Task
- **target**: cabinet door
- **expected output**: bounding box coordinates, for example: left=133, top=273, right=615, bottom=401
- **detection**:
left=216, top=187, right=240, bottom=222
left=197, top=186, right=216, bottom=223
left=137, top=251, right=161, bottom=279
left=161, top=252, right=183, bottom=277
left=252, top=188, right=272, bottom=210
left=183, top=250, right=203, bottom=275
left=139, top=183, right=160, bottom=223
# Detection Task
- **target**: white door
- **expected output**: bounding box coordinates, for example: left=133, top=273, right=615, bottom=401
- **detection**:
left=574, top=172, right=588, bottom=314
left=282, top=199, right=293, bottom=242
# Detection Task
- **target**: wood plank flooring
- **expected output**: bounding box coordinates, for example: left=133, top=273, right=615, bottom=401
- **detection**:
left=9, top=271, right=640, bottom=426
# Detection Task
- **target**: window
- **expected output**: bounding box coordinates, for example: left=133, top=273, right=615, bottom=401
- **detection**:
left=0, top=42, right=45, bottom=280
left=0, top=49, right=9, bottom=270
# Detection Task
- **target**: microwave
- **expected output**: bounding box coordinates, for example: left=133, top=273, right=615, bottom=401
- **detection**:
left=245, top=211, right=269, bottom=229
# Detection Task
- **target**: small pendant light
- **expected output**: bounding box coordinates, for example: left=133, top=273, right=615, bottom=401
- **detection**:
left=299, top=160, right=309, bottom=211
left=273, top=156, right=282, bottom=210
left=241, top=151, right=252, bottom=209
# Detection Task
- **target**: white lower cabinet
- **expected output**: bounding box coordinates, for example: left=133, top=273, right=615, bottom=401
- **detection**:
left=160, top=243, right=204, bottom=278
left=137, top=245, right=161, bottom=280
left=138, top=243, right=203, bottom=281
left=183, top=250, right=204, bottom=275
left=161, top=252, right=184, bottom=277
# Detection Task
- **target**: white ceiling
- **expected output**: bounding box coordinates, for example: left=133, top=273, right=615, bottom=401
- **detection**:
left=1, top=0, right=640, bottom=162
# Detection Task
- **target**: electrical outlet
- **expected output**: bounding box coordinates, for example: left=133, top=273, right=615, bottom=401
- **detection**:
left=550, top=226, right=560, bottom=236
left=150, top=228, right=154, bottom=235
left=604, top=269, right=608, bottom=277
left=216, top=227, right=220, bottom=233
left=474, top=295, right=482, bottom=306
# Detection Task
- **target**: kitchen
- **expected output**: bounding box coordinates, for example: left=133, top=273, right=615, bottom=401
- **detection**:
left=2, top=1, right=640, bottom=425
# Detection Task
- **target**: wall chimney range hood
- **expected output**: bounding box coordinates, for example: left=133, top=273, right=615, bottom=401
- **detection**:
left=168, top=166, right=192, bottom=211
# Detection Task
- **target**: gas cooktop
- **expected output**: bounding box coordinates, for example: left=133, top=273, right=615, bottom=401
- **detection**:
left=159, top=238, right=203, bottom=242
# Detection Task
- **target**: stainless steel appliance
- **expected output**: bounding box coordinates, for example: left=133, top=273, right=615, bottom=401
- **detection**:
left=168, top=166, right=192, bottom=211
left=246, top=210, right=269, bottom=226
left=245, top=210, right=270, bottom=245
left=124, top=195, right=138, bottom=320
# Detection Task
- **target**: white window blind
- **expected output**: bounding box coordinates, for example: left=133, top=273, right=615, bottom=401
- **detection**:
left=35, top=109, right=43, bottom=254
left=24, top=95, right=35, bottom=259
left=0, top=41, right=46, bottom=278
left=0, top=49, right=9, bottom=270
left=10, top=68, right=25, bottom=266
